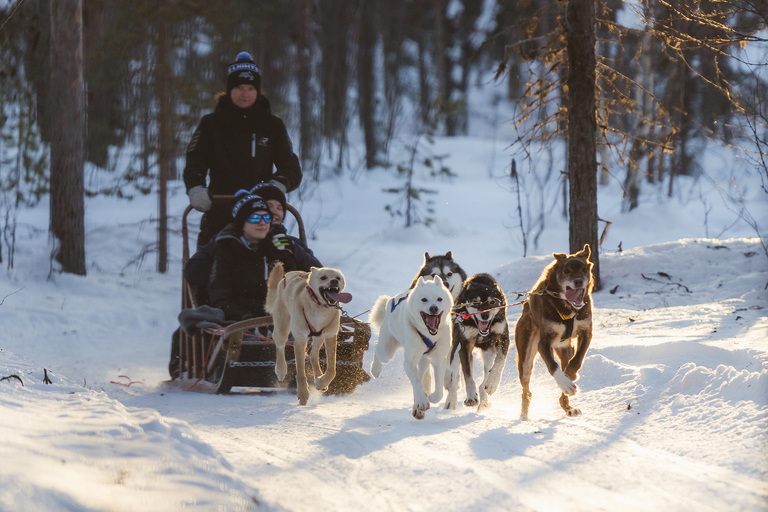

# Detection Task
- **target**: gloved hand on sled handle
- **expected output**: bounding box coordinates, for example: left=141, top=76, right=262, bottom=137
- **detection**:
left=187, top=186, right=212, bottom=212
left=271, top=233, right=294, bottom=255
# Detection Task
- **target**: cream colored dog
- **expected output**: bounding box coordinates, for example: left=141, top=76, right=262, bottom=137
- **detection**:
left=265, top=262, right=352, bottom=405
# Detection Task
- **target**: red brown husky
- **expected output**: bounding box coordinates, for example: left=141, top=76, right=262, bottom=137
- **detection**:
left=515, top=244, right=594, bottom=420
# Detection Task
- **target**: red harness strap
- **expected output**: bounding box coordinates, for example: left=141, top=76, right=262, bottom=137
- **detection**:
left=451, top=299, right=527, bottom=320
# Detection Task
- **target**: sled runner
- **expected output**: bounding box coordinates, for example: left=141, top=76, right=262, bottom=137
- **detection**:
left=165, top=199, right=370, bottom=395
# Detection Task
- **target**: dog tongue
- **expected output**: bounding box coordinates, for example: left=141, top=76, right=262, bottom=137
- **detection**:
left=565, top=288, right=584, bottom=305
left=477, top=320, right=490, bottom=333
left=327, top=291, right=352, bottom=304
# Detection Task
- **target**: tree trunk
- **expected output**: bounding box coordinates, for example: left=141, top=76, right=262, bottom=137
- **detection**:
left=357, top=0, right=379, bottom=169
left=50, top=0, right=86, bottom=276
left=157, top=11, right=169, bottom=273
left=296, top=0, right=319, bottom=179
left=565, top=0, right=600, bottom=289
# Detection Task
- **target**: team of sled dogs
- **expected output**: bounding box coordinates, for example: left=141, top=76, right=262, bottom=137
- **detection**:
left=265, top=246, right=594, bottom=419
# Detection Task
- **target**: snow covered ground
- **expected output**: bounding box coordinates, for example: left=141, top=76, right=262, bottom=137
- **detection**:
left=1, top=133, right=766, bottom=511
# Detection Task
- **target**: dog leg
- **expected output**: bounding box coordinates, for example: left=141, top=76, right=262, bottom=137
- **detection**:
left=457, top=341, right=477, bottom=407
left=370, top=323, right=399, bottom=378
left=540, top=334, right=578, bottom=397
left=428, top=355, right=446, bottom=405
left=271, top=301, right=292, bottom=382
left=403, top=350, right=430, bottom=419
left=564, top=329, right=592, bottom=381
left=477, top=348, right=498, bottom=410
left=515, top=320, right=537, bottom=421
left=483, top=334, right=509, bottom=398
left=559, top=393, right=582, bottom=417
left=422, top=365, right=433, bottom=399
left=293, top=339, right=310, bottom=405
left=444, top=348, right=460, bottom=410
left=315, top=336, right=337, bottom=391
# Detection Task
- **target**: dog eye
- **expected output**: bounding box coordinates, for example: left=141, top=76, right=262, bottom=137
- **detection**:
left=446, top=272, right=453, bottom=277
left=437, top=297, right=443, bottom=302
left=421, top=298, right=428, bottom=302
left=320, top=276, right=327, bottom=280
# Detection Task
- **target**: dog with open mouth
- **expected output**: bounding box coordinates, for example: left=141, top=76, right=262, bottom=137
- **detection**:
left=514, top=244, right=594, bottom=420
left=369, top=275, right=454, bottom=419
left=445, top=273, right=510, bottom=411
left=265, top=262, right=352, bottom=405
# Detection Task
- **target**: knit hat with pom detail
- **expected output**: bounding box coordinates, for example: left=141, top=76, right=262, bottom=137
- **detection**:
left=227, top=52, right=262, bottom=93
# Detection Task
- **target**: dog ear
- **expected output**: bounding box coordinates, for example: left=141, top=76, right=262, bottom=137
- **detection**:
left=576, top=244, right=591, bottom=261
left=553, top=252, right=567, bottom=262
left=445, top=251, right=453, bottom=259
left=424, top=252, right=431, bottom=262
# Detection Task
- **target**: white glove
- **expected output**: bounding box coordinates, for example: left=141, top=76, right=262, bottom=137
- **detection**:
left=187, top=186, right=212, bottom=212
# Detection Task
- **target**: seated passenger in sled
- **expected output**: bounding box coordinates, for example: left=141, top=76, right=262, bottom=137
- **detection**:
left=183, top=183, right=320, bottom=312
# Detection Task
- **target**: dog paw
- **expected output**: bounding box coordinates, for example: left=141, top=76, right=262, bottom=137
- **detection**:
left=565, top=407, right=582, bottom=417
left=428, top=389, right=444, bottom=404
left=297, top=387, right=310, bottom=406
left=444, top=398, right=457, bottom=410
left=370, top=359, right=383, bottom=379
left=275, top=359, right=289, bottom=381
left=519, top=412, right=530, bottom=421
left=463, top=396, right=479, bottom=407
left=477, top=399, right=491, bottom=411
left=564, top=367, right=580, bottom=381
left=483, top=379, right=500, bottom=396
left=413, top=396, right=430, bottom=419
left=315, top=374, right=333, bottom=391
left=554, top=369, right=578, bottom=396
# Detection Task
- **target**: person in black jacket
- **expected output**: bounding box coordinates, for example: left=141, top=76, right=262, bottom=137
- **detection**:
left=184, top=51, right=302, bottom=249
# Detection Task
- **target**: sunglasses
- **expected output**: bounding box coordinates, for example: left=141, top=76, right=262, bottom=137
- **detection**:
left=246, top=213, right=271, bottom=224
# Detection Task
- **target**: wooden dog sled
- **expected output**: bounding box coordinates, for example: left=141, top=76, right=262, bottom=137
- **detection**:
left=164, top=200, right=370, bottom=395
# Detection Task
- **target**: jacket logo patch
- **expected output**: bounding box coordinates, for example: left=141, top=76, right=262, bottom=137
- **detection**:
left=258, top=137, right=269, bottom=147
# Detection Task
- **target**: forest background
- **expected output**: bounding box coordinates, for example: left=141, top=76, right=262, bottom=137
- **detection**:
left=0, top=0, right=766, bottom=277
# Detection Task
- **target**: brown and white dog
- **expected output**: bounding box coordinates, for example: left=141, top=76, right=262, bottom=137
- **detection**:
left=515, top=244, right=594, bottom=420
left=265, top=263, right=352, bottom=405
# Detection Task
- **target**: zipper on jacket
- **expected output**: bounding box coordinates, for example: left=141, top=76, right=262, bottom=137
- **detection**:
left=252, top=134, right=256, bottom=158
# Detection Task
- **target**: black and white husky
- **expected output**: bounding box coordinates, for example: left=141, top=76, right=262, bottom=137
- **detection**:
left=409, top=251, right=467, bottom=302
left=445, top=273, right=510, bottom=411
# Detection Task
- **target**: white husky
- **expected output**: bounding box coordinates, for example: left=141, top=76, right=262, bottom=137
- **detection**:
left=369, top=276, right=454, bottom=419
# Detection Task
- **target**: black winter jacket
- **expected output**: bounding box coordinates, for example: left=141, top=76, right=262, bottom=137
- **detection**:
left=184, top=95, right=302, bottom=195
left=207, top=225, right=302, bottom=321
left=185, top=224, right=321, bottom=288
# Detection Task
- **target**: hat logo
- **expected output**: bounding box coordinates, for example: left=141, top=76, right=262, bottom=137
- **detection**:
left=238, top=71, right=254, bottom=80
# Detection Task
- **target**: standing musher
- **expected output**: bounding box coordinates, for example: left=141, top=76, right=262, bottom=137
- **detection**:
left=184, top=51, right=302, bottom=249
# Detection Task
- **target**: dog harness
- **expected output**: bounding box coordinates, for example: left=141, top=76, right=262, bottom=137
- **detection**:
left=418, top=330, right=436, bottom=354
left=302, top=308, right=324, bottom=338
left=390, top=294, right=409, bottom=312
left=560, top=315, right=575, bottom=340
